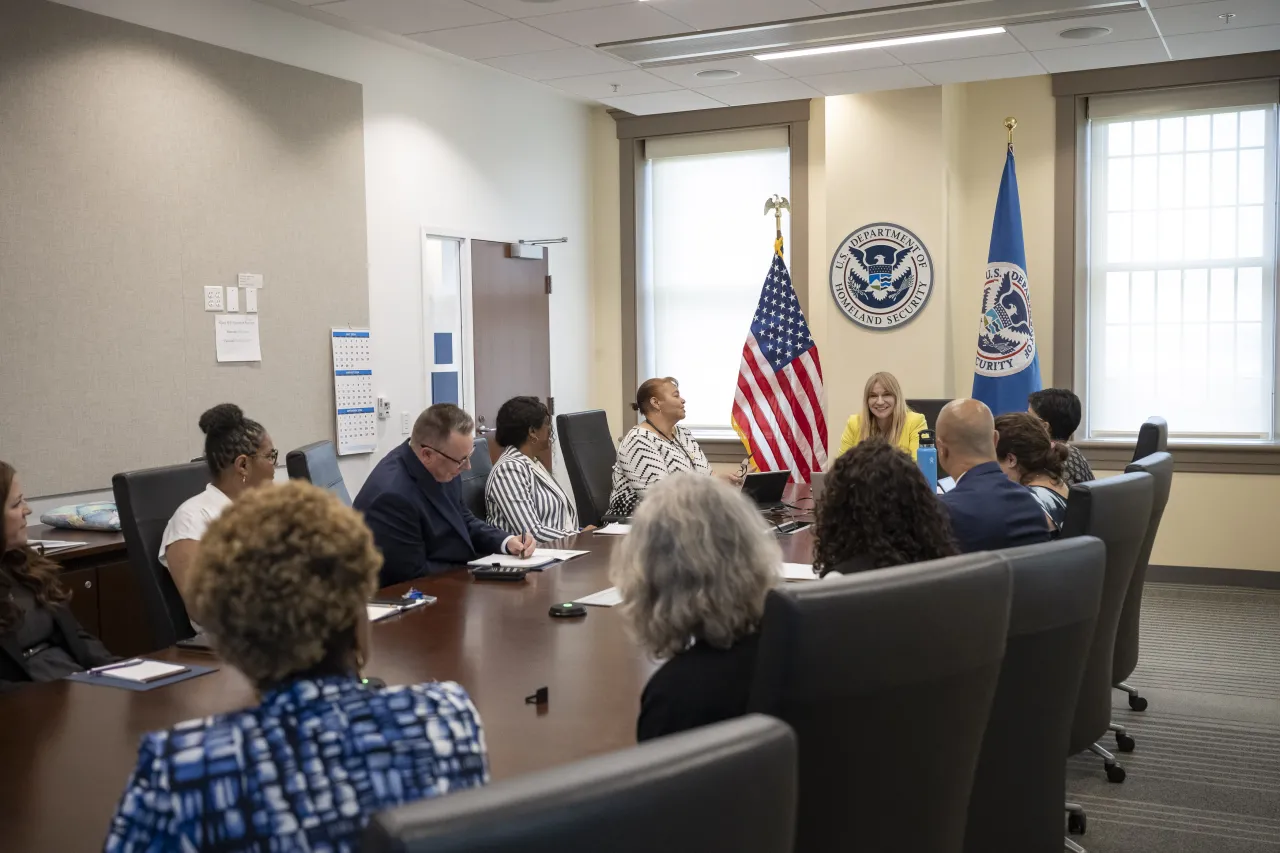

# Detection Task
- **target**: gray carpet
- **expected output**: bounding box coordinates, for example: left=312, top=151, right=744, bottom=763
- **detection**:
left=1066, top=583, right=1280, bottom=852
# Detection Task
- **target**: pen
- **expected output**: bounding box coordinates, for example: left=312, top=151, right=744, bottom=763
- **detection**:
left=88, top=658, right=143, bottom=676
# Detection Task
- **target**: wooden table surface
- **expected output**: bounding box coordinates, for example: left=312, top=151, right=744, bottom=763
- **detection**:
left=0, top=521, right=816, bottom=853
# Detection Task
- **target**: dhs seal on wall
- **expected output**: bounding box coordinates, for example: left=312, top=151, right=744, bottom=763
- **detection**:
left=975, top=262, right=1036, bottom=376
left=829, top=223, right=934, bottom=329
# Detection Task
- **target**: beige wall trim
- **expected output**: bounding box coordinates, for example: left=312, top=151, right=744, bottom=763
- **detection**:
left=613, top=101, right=813, bottom=432
left=1148, top=564, right=1280, bottom=589
left=612, top=100, right=811, bottom=140
left=1052, top=50, right=1280, bottom=98
left=1053, top=54, right=1280, bottom=473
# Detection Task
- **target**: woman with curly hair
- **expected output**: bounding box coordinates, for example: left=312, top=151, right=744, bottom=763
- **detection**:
left=995, top=411, right=1071, bottom=533
left=611, top=473, right=779, bottom=742
left=0, top=461, right=117, bottom=691
left=105, top=481, right=489, bottom=851
left=814, top=439, right=959, bottom=578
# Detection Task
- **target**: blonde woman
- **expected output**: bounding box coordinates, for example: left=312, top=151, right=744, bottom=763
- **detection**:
left=611, top=473, right=780, bottom=742
left=838, top=371, right=928, bottom=460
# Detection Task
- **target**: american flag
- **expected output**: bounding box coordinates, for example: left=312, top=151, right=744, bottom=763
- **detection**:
left=731, top=251, right=827, bottom=483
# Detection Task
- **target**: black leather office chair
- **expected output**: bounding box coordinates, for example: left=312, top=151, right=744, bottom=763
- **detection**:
left=905, top=398, right=952, bottom=432
left=963, top=538, right=1105, bottom=853
left=1059, top=471, right=1154, bottom=784
left=111, top=462, right=209, bottom=649
left=459, top=436, right=492, bottom=520
left=285, top=440, right=351, bottom=506
left=362, top=714, right=797, bottom=853
left=1113, top=451, right=1174, bottom=713
left=749, top=553, right=1012, bottom=853
left=1131, top=416, right=1168, bottom=462
left=556, top=410, right=617, bottom=526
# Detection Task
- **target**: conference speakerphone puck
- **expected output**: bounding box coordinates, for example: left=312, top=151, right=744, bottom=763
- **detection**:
left=550, top=602, right=587, bottom=618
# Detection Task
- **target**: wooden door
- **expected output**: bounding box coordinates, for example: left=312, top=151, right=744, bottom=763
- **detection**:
left=471, top=240, right=552, bottom=466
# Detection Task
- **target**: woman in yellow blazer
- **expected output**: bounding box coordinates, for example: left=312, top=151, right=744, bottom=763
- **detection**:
left=839, top=371, right=928, bottom=460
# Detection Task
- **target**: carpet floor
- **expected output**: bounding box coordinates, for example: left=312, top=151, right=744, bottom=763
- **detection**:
left=1066, top=582, right=1280, bottom=852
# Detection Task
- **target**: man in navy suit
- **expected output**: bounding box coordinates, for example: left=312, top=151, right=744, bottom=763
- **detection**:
left=937, top=398, right=1052, bottom=553
left=355, top=404, right=535, bottom=586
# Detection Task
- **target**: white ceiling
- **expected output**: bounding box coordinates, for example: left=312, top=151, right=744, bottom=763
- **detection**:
left=285, top=0, right=1280, bottom=114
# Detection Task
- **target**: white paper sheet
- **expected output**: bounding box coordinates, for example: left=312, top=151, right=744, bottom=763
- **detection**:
left=937, top=476, right=956, bottom=494
left=593, top=523, right=631, bottom=536
left=535, top=548, right=590, bottom=561
left=28, top=539, right=87, bottom=555
left=780, top=562, right=818, bottom=581
left=238, top=272, right=264, bottom=288
left=89, top=659, right=187, bottom=683
left=215, top=315, right=261, bottom=362
left=467, top=554, right=556, bottom=569
left=575, top=587, right=623, bottom=607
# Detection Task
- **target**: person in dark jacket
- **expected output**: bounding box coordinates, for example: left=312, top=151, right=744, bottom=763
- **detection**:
left=0, top=460, right=116, bottom=691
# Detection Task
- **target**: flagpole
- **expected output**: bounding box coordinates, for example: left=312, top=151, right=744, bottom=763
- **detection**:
left=1005, top=115, right=1017, bottom=149
left=763, top=194, right=790, bottom=257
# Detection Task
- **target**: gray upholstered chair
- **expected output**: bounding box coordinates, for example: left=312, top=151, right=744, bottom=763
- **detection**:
left=1131, top=416, right=1168, bottom=463
left=285, top=440, right=351, bottom=506
left=362, top=715, right=797, bottom=853
left=556, top=409, right=618, bottom=525
left=962, top=538, right=1105, bottom=853
left=111, top=462, right=210, bottom=649
left=459, top=436, right=493, bottom=520
left=1059, top=472, right=1154, bottom=784
left=749, top=553, right=1012, bottom=853
left=1113, top=451, right=1174, bottom=714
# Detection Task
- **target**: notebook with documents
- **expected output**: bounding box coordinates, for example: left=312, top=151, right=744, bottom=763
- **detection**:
left=87, top=659, right=188, bottom=683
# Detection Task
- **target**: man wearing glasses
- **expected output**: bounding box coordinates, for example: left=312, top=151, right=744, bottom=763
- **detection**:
left=355, top=404, right=535, bottom=586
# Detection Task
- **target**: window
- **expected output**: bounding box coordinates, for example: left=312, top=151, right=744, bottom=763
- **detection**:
left=638, top=129, right=790, bottom=431
left=1086, top=91, right=1278, bottom=441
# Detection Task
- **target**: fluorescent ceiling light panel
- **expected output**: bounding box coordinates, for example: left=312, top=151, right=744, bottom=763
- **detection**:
left=755, top=26, right=1006, bottom=61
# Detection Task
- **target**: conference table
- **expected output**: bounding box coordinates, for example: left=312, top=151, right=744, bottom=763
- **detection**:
left=0, top=516, right=817, bottom=853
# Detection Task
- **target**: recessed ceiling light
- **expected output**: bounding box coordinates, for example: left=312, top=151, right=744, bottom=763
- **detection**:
left=695, top=68, right=740, bottom=81
left=755, top=26, right=1006, bottom=61
left=1058, top=25, right=1112, bottom=40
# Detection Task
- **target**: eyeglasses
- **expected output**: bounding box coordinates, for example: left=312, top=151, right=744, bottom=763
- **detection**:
left=257, top=448, right=279, bottom=464
left=424, top=444, right=472, bottom=470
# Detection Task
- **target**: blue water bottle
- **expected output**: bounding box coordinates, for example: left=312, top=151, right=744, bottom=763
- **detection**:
left=917, top=429, right=938, bottom=494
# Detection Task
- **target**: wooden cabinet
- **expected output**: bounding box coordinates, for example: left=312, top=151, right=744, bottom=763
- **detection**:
left=61, top=566, right=100, bottom=636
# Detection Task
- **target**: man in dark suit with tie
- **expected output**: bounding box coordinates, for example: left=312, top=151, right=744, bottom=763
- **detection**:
left=355, top=404, right=536, bottom=586
left=936, top=398, right=1052, bottom=553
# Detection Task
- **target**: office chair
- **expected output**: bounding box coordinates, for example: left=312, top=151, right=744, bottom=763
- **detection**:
left=285, top=440, right=351, bottom=506
left=556, top=410, right=617, bottom=526
left=459, top=436, right=492, bottom=520
left=1059, top=472, right=1154, bottom=784
left=1113, top=451, right=1174, bottom=713
left=111, top=462, right=209, bottom=649
left=749, top=553, right=1012, bottom=853
left=962, top=538, right=1105, bottom=853
left=905, top=398, right=952, bottom=432
left=362, top=715, right=797, bottom=853
left=1131, top=416, right=1168, bottom=463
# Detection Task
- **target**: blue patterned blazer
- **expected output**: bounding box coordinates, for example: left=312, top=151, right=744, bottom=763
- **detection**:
left=103, top=676, right=488, bottom=852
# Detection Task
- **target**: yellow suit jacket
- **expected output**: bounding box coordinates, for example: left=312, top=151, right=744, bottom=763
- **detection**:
left=839, top=411, right=929, bottom=460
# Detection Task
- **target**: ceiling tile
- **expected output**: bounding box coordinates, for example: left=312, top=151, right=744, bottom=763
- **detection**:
left=695, top=78, right=822, bottom=106
left=1006, top=11, right=1159, bottom=52
left=647, top=57, right=789, bottom=88
left=1033, top=38, right=1169, bottom=73
left=548, top=69, right=682, bottom=98
left=601, top=90, right=727, bottom=115
left=647, top=0, right=827, bottom=31
left=883, top=32, right=1027, bottom=64
left=466, top=0, right=633, bottom=18
left=809, top=0, right=925, bottom=11
left=1165, top=24, right=1280, bottom=59
left=316, top=0, right=504, bottom=34
left=800, top=64, right=931, bottom=96
left=912, top=51, right=1046, bottom=85
left=483, top=46, right=635, bottom=79
left=409, top=20, right=575, bottom=59
left=1153, top=0, right=1280, bottom=36
left=522, top=4, right=691, bottom=45
left=759, top=47, right=900, bottom=78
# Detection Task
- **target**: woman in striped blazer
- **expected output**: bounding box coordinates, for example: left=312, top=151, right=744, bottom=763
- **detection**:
left=485, top=396, right=584, bottom=542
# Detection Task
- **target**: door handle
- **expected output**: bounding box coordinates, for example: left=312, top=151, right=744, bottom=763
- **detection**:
left=477, top=416, right=491, bottom=435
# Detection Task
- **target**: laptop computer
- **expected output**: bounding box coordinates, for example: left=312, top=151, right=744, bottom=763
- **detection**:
left=742, top=470, right=791, bottom=510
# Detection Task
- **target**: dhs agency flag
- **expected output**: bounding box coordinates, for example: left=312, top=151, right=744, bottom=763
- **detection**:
left=972, top=144, right=1042, bottom=415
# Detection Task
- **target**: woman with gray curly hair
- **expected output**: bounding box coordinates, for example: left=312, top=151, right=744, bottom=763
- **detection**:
left=611, top=473, right=780, bottom=742
left=104, top=481, right=489, bottom=852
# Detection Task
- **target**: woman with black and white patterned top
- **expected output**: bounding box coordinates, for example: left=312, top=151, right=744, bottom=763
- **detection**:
left=608, top=378, right=740, bottom=517
left=485, top=396, right=582, bottom=542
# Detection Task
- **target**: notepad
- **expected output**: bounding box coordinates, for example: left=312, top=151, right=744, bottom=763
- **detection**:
left=467, top=554, right=557, bottom=570
left=366, top=599, right=431, bottom=622
left=593, top=523, right=631, bottom=536
left=780, top=562, right=818, bottom=581
left=535, top=548, right=590, bottom=562
left=575, top=587, right=623, bottom=607
left=29, top=539, right=87, bottom=555
left=88, top=659, right=188, bottom=683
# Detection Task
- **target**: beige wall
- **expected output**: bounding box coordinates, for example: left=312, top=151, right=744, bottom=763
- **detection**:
left=589, top=106, right=624, bottom=437
left=589, top=81, right=1280, bottom=573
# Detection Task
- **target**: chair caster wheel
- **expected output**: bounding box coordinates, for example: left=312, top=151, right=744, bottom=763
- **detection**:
left=1068, top=812, right=1087, bottom=835
left=1129, top=694, right=1148, bottom=711
left=1116, top=732, right=1136, bottom=752
left=1106, top=764, right=1126, bottom=783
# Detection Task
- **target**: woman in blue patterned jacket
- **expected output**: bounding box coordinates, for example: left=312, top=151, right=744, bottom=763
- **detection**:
left=104, top=480, right=489, bottom=852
